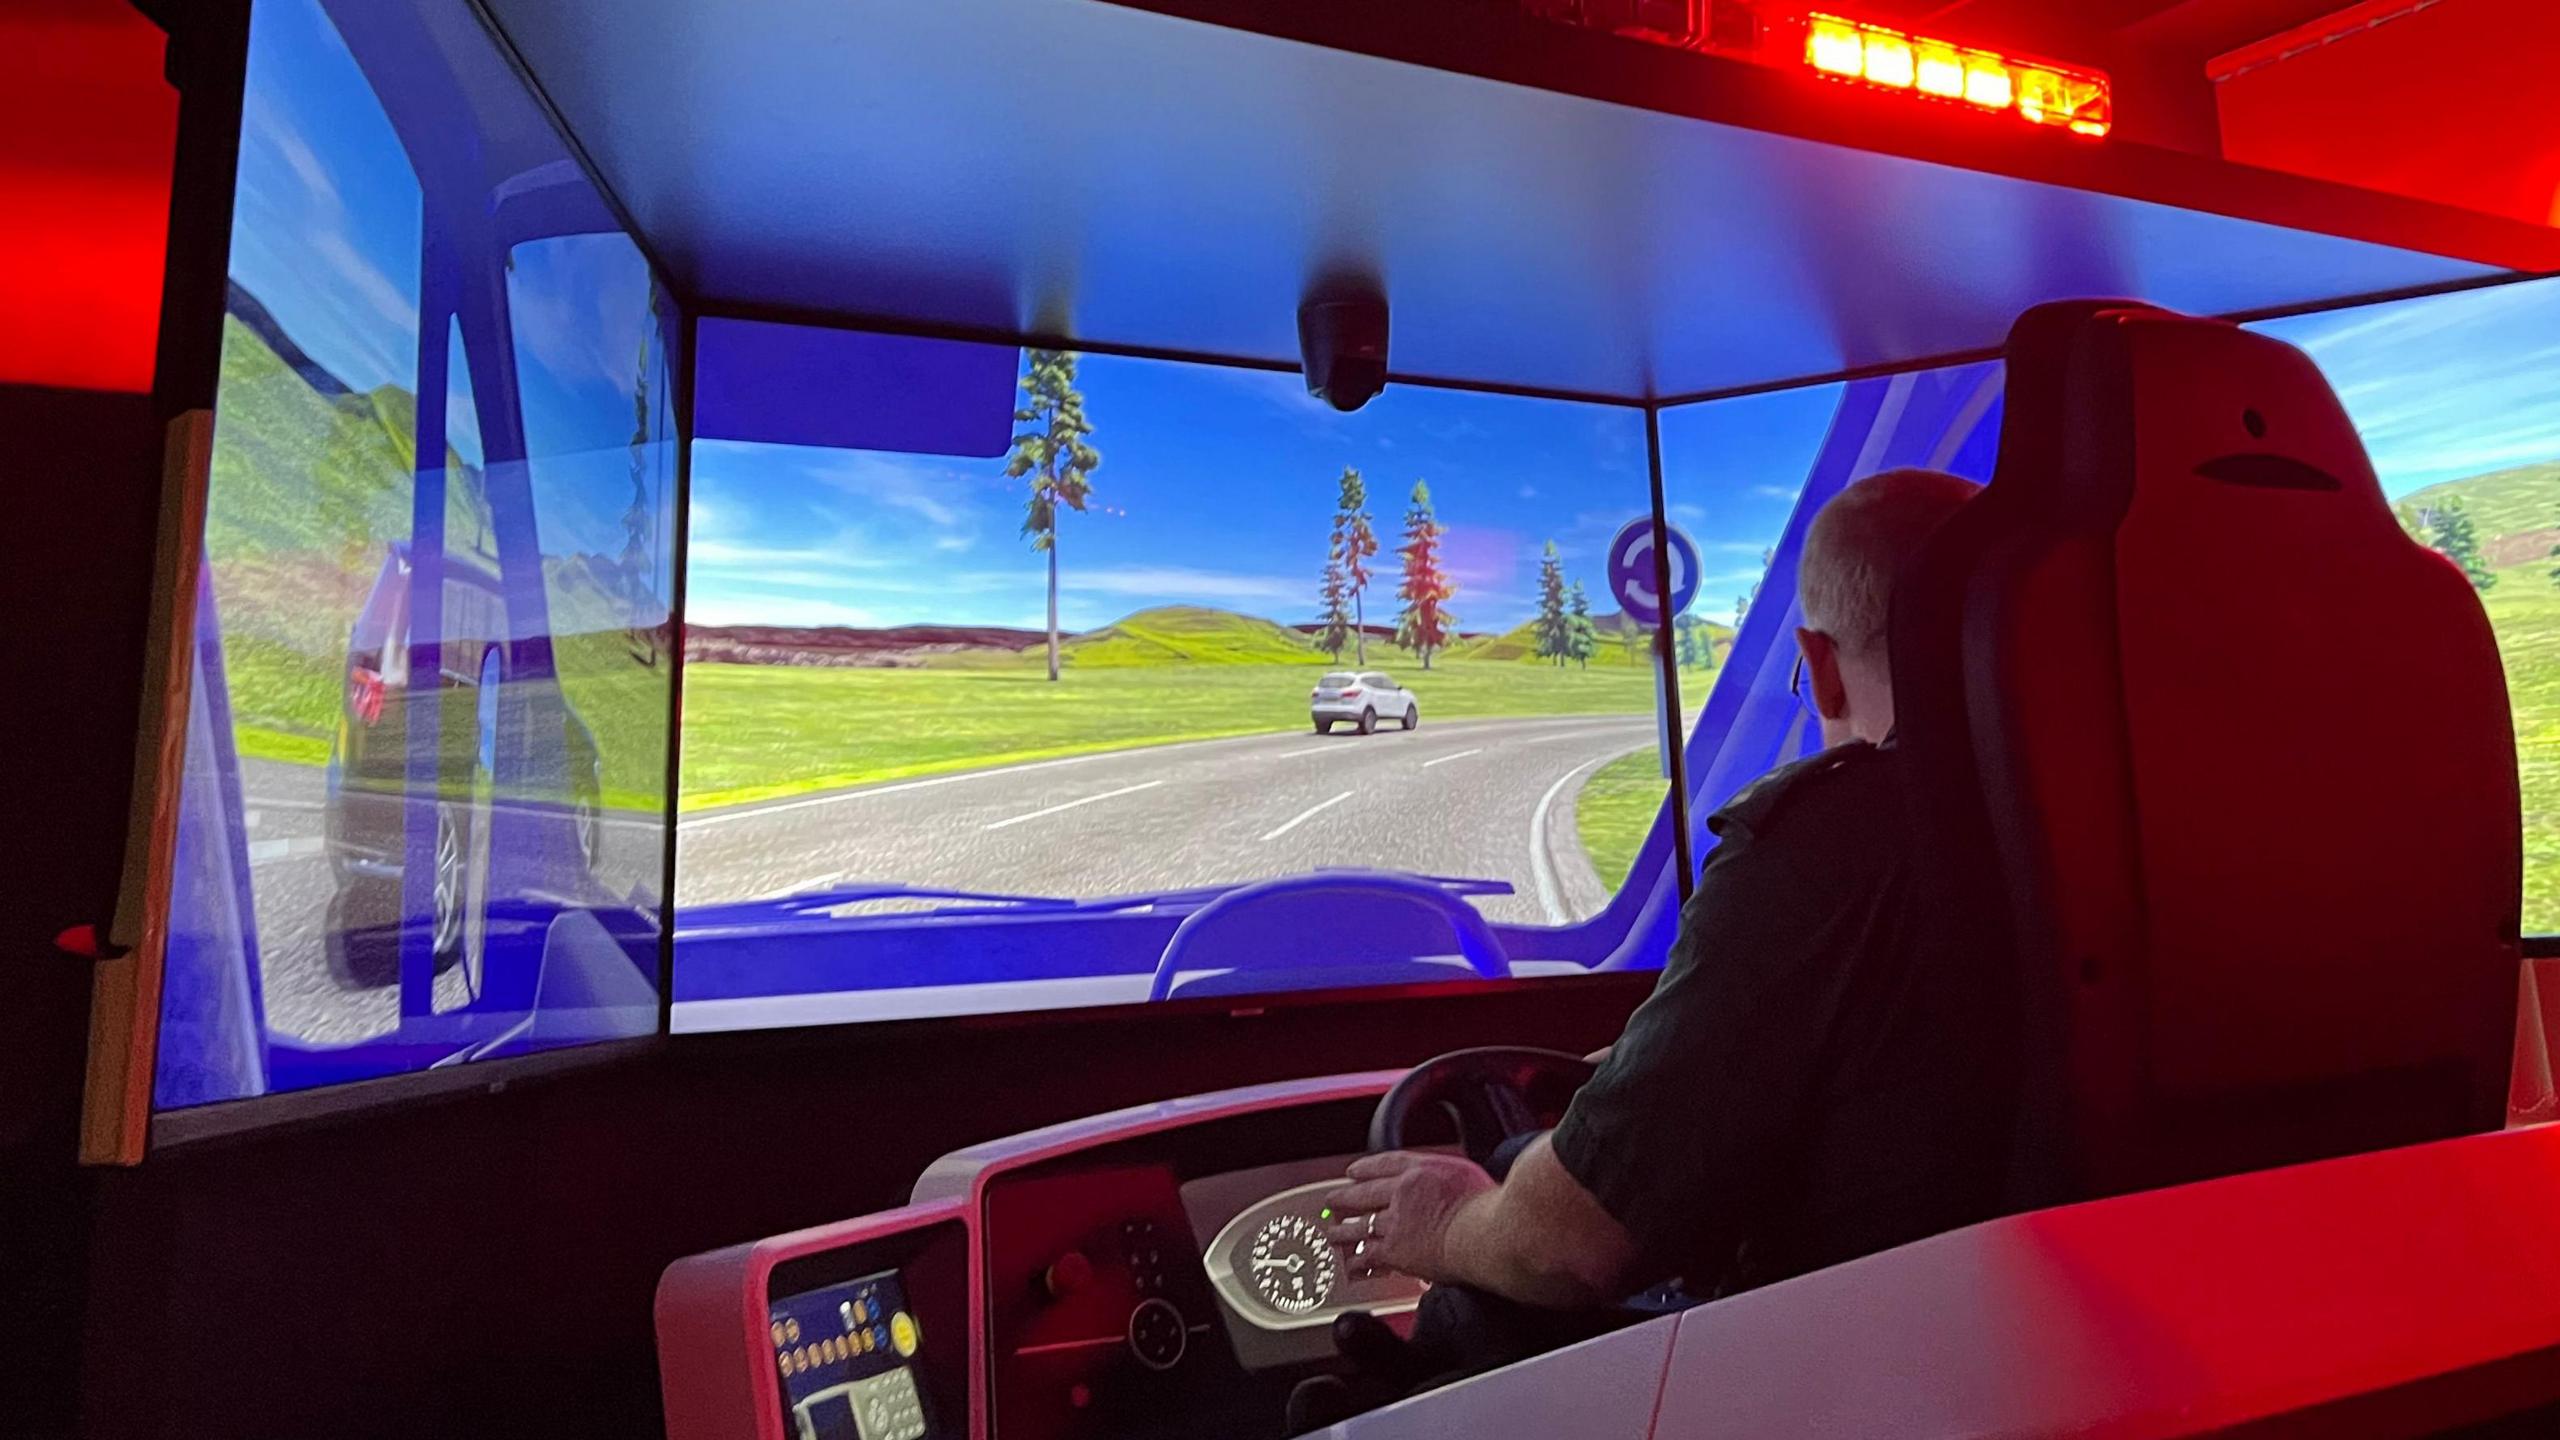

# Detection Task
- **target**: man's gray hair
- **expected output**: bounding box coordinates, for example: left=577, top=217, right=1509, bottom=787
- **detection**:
left=1797, top=467, right=1982, bottom=657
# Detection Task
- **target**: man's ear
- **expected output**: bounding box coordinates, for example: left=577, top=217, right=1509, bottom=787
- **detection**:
left=1796, top=627, right=1851, bottom=720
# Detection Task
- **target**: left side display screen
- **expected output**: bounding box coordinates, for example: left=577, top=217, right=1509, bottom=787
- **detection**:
left=768, top=1270, right=942, bottom=1440
left=151, top=0, right=678, bottom=1110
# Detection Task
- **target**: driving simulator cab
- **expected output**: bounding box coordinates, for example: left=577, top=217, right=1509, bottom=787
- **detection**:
left=32, top=0, right=2560, bottom=1437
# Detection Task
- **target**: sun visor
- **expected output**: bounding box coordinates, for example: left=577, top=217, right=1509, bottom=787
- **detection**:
left=694, top=317, right=1017, bottom=458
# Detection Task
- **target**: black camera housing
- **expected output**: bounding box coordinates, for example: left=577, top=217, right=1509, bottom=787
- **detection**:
left=1298, top=293, right=1390, bottom=412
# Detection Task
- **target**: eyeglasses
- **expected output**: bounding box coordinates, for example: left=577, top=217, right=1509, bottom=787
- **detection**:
left=1789, top=652, right=1821, bottom=720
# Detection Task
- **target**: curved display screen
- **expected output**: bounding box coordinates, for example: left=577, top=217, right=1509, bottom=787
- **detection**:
left=149, top=0, right=677, bottom=1112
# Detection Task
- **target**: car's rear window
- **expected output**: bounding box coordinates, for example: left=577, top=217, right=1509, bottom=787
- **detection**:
left=1319, top=673, right=1355, bottom=687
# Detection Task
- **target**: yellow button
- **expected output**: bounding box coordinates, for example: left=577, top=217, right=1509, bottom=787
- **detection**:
left=890, top=1312, right=920, bottom=1358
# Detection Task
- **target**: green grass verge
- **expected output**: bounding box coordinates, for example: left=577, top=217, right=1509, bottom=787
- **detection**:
left=2481, top=562, right=2560, bottom=934
left=677, top=657, right=1655, bottom=809
left=1573, top=746, right=1668, bottom=892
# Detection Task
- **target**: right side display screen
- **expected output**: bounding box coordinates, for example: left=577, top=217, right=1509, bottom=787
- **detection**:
left=2251, top=274, right=2560, bottom=932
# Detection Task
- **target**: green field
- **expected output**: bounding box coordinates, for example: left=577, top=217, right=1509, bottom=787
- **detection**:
left=677, top=656, right=1657, bottom=809
left=1573, top=747, right=1668, bottom=892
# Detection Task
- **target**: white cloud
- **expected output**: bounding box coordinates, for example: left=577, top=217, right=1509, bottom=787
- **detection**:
left=1519, top=485, right=1539, bottom=500
left=246, top=91, right=340, bottom=215
left=1749, top=484, right=1797, bottom=499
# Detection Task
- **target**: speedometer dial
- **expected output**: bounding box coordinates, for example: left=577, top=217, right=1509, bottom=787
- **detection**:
left=1245, top=1215, right=1337, bottom=1315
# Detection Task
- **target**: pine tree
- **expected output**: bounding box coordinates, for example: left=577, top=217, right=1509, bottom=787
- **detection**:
left=1676, top=615, right=1704, bottom=668
left=1533, top=541, right=1571, bottom=667
left=1393, top=480, right=1458, bottom=669
left=1007, top=349, right=1101, bottom=681
left=2426, top=499, right=2496, bottom=590
left=1331, top=468, right=1380, bottom=665
left=1566, top=579, right=1599, bottom=670
left=1316, top=559, right=1353, bottom=661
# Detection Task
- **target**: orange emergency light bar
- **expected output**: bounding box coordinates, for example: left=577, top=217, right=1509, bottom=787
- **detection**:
left=1803, top=12, right=2112, bottom=137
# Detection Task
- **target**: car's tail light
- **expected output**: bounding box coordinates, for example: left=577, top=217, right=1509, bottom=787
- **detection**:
left=349, top=667, right=385, bottom=726
left=1340, top=688, right=1362, bottom=698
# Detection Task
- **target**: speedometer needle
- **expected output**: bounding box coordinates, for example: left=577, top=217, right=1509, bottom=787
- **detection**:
left=1250, top=1256, right=1304, bottom=1273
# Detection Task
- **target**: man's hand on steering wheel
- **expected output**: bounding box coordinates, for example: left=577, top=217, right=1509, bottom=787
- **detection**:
left=1321, top=1151, right=1496, bottom=1284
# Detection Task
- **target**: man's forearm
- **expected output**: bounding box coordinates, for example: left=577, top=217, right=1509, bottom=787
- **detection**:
left=1434, top=1141, right=1634, bottom=1308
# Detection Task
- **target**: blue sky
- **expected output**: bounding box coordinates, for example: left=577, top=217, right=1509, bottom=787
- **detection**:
left=691, top=362, right=1675, bottom=633
left=687, top=359, right=1844, bottom=634
left=226, top=0, right=673, bottom=571
left=2253, top=279, right=2560, bottom=498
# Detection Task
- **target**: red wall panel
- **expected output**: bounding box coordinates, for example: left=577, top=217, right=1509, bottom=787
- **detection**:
left=0, top=0, right=178, bottom=392
left=2214, top=0, right=2560, bottom=228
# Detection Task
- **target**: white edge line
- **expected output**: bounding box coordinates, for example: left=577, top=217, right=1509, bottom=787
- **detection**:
left=1420, top=747, right=1484, bottom=769
left=1274, top=744, right=1342, bottom=759
left=1528, top=754, right=1613, bottom=925
left=1260, top=790, right=1355, bottom=842
left=981, top=780, right=1164, bottom=832
left=683, top=715, right=1649, bottom=828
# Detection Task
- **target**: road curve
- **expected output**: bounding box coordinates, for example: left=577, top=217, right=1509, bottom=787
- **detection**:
left=676, top=714, right=1659, bottom=927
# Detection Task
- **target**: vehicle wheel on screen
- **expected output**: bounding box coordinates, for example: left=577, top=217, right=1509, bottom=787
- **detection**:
left=1402, top=706, right=1418, bottom=731
left=1315, top=719, right=1332, bottom=734
left=1358, top=707, right=1377, bottom=736
left=326, top=882, right=400, bottom=988
left=429, top=799, right=469, bottom=969
left=456, top=647, right=503, bottom=1004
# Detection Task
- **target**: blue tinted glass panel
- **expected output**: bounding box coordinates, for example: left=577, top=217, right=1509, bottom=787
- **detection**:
left=154, top=0, right=675, bottom=1109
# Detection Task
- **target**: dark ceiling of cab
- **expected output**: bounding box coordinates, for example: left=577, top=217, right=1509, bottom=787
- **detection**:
left=479, top=0, right=2537, bottom=401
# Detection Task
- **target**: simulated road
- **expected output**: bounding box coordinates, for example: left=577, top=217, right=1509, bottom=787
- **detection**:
left=232, top=713, right=1655, bottom=1045
left=676, top=714, right=1659, bottom=927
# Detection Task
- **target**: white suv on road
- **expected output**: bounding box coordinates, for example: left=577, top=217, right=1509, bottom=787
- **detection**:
left=1311, top=671, right=1418, bottom=735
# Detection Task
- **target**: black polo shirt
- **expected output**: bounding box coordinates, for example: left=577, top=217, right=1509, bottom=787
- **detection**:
left=1548, top=738, right=2014, bottom=1297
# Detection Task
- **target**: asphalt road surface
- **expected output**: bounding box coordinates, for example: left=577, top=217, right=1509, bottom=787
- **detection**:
left=236, top=758, right=665, bottom=1046
left=231, top=714, right=1653, bottom=1045
left=676, top=714, right=1661, bottom=928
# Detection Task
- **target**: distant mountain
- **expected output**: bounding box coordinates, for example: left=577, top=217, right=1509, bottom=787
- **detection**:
left=689, top=622, right=1044, bottom=667
left=226, top=279, right=354, bottom=400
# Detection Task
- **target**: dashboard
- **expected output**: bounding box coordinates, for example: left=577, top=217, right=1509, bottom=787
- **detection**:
left=658, top=1070, right=1452, bottom=1440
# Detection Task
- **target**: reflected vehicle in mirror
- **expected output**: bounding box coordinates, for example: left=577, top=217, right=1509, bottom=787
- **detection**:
left=1311, top=671, right=1417, bottom=735
left=322, top=542, right=606, bottom=996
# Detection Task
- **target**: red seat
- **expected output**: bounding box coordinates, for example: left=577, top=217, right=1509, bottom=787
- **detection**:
left=1892, top=300, right=2522, bottom=1204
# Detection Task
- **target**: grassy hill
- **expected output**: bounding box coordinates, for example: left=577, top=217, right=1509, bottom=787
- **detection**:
left=1449, top=612, right=1734, bottom=667
left=1053, top=605, right=1321, bottom=667
left=2402, top=463, right=2560, bottom=566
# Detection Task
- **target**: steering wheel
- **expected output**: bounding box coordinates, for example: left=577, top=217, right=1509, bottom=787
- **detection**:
left=1366, top=1047, right=1597, bottom=1168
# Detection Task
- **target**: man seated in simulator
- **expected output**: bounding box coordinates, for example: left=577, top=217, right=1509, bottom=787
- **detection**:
left=1322, top=467, right=2013, bottom=1383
